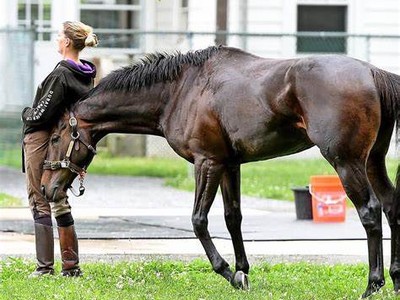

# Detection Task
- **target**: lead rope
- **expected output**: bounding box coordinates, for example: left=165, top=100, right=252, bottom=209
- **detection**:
left=65, top=126, right=86, bottom=197
left=69, top=171, right=86, bottom=197
left=67, top=117, right=86, bottom=197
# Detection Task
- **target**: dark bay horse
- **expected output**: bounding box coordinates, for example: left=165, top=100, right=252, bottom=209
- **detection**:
left=41, top=45, right=400, bottom=297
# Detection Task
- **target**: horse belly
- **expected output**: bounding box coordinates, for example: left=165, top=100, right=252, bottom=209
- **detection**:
left=232, top=125, right=314, bottom=162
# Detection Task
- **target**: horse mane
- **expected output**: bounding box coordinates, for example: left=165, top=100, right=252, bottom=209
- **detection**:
left=87, top=45, right=222, bottom=97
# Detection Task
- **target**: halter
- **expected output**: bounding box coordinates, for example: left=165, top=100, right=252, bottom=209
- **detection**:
left=43, top=113, right=97, bottom=197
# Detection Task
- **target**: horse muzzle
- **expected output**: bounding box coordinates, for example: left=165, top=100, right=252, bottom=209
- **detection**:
left=41, top=183, right=66, bottom=202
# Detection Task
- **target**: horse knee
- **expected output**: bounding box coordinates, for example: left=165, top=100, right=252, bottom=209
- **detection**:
left=386, top=200, right=400, bottom=227
left=359, top=202, right=382, bottom=234
left=192, top=215, right=208, bottom=238
left=386, top=208, right=397, bottom=227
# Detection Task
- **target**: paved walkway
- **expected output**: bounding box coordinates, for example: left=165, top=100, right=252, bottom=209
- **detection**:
left=0, top=166, right=393, bottom=265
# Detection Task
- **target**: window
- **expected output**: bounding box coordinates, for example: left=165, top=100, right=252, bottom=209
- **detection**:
left=17, top=0, right=52, bottom=40
left=297, top=5, right=347, bottom=53
left=80, top=0, right=142, bottom=49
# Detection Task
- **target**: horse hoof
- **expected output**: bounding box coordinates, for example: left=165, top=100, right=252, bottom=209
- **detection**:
left=231, top=271, right=250, bottom=290
left=362, top=280, right=384, bottom=298
left=394, top=284, right=400, bottom=296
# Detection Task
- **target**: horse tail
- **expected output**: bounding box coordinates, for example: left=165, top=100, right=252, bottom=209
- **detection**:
left=371, top=67, right=400, bottom=119
left=370, top=67, right=400, bottom=207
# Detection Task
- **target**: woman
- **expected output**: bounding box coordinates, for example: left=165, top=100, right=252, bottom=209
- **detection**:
left=22, top=21, right=98, bottom=277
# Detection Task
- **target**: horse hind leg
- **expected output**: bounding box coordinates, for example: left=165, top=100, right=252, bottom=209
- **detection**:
left=331, top=158, right=384, bottom=298
left=191, top=157, right=235, bottom=285
left=220, top=164, right=250, bottom=289
left=390, top=184, right=400, bottom=293
left=366, top=153, right=400, bottom=291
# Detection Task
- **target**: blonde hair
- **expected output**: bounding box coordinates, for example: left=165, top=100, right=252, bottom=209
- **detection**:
left=63, top=21, right=99, bottom=51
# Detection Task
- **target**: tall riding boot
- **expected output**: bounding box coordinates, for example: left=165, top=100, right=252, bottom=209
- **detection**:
left=58, top=225, right=82, bottom=276
left=30, top=223, right=54, bottom=277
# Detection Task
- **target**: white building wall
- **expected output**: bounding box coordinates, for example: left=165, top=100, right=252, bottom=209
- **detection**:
left=245, top=0, right=285, bottom=58
left=0, top=0, right=18, bottom=111
left=359, top=0, right=400, bottom=74
left=0, top=0, right=18, bottom=28
left=153, top=0, right=176, bottom=50
left=51, top=0, right=80, bottom=31
left=187, top=0, right=216, bottom=48
left=228, top=0, right=248, bottom=49
left=33, top=42, right=62, bottom=93
left=227, top=0, right=400, bottom=74
left=153, top=0, right=190, bottom=51
left=154, top=1, right=174, bottom=30
left=361, top=0, right=400, bottom=34
left=247, top=0, right=284, bottom=33
left=143, top=0, right=191, bottom=52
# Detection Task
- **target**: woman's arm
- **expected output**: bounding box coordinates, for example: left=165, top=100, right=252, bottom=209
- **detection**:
left=22, top=75, right=65, bottom=127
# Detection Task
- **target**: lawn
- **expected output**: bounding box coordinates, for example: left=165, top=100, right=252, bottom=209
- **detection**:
left=0, top=258, right=397, bottom=300
left=0, top=193, right=22, bottom=207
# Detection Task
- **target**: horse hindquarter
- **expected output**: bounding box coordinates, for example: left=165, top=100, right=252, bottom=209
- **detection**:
left=291, top=56, right=385, bottom=297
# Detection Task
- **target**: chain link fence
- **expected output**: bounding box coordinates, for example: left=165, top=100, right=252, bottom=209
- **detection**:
left=1, top=29, right=400, bottom=164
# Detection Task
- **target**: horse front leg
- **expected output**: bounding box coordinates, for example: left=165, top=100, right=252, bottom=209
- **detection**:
left=191, top=158, right=235, bottom=285
left=220, top=164, right=250, bottom=289
left=335, top=162, right=384, bottom=298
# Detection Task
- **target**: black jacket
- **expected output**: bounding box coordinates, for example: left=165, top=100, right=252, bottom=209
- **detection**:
left=22, top=60, right=96, bottom=134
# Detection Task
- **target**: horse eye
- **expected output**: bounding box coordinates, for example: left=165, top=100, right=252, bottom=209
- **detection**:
left=51, top=135, right=60, bottom=145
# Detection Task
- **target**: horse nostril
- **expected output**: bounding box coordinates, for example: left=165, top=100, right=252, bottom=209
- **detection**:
left=52, top=185, right=60, bottom=202
left=41, top=185, right=46, bottom=196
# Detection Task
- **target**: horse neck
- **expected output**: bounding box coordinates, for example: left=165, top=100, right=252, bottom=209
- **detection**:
left=75, top=86, right=168, bottom=144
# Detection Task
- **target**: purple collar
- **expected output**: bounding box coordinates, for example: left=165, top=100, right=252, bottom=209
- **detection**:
left=66, top=59, right=95, bottom=74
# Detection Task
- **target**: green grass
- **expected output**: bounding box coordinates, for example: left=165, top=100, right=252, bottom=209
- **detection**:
left=0, top=258, right=397, bottom=300
left=166, top=158, right=338, bottom=200
left=0, top=193, right=22, bottom=207
left=165, top=158, right=398, bottom=201
left=0, top=147, right=25, bottom=207
left=1, top=148, right=398, bottom=201
left=0, top=148, right=21, bottom=169
left=87, top=153, right=188, bottom=178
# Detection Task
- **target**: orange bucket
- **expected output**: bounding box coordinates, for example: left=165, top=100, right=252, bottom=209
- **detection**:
left=310, top=175, right=347, bottom=223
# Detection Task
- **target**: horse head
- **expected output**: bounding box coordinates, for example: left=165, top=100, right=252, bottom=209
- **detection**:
left=41, top=111, right=97, bottom=202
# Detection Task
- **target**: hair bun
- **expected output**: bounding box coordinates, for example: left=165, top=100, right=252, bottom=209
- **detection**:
left=85, top=33, right=98, bottom=47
